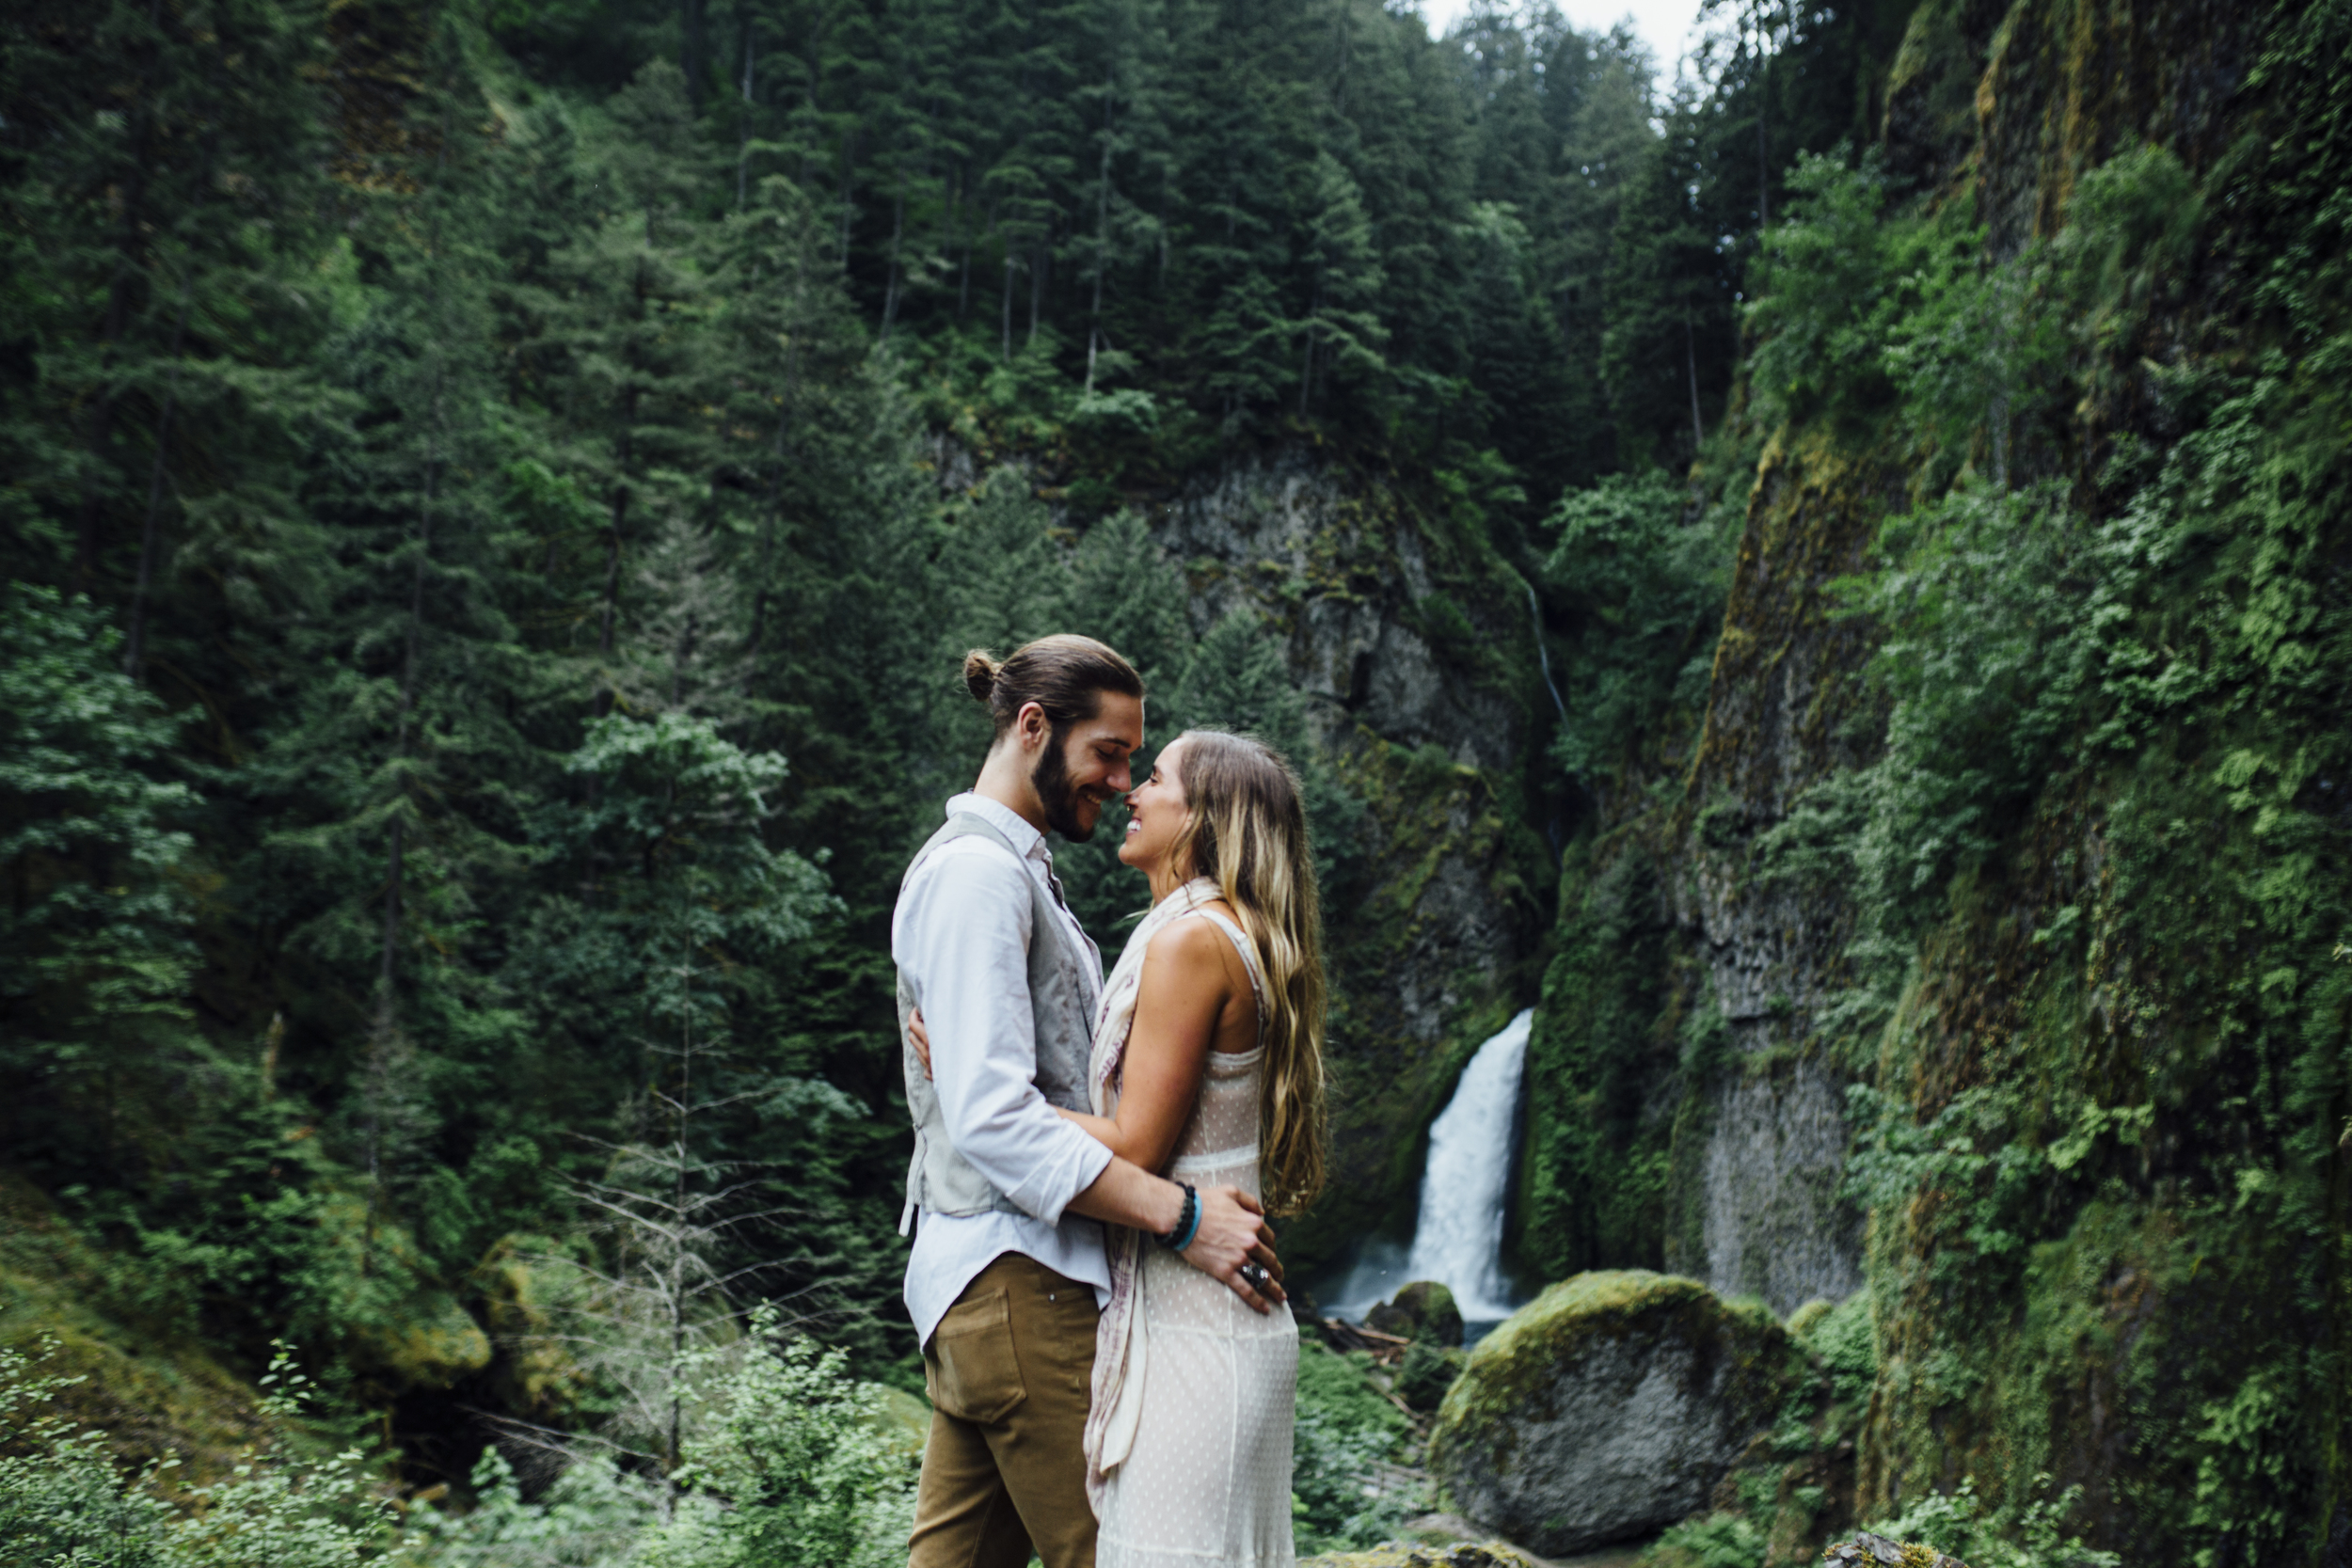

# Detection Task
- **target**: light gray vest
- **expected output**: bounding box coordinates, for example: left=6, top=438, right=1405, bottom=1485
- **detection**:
left=898, top=812, right=1100, bottom=1225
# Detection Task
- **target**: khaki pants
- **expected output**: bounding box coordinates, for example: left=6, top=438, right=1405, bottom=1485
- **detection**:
left=909, top=1253, right=1101, bottom=1568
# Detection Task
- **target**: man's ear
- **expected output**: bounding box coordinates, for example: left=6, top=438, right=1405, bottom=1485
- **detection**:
left=1014, top=700, right=1051, bottom=751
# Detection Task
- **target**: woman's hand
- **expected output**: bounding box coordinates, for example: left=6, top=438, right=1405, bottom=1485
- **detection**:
left=1183, top=1185, right=1286, bottom=1312
left=906, top=1007, right=932, bottom=1079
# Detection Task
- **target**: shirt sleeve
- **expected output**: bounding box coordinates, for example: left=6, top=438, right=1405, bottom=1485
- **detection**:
left=893, top=841, right=1114, bottom=1225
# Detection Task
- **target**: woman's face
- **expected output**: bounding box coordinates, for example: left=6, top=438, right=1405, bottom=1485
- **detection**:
left=1120, top=738, right=1190, bottom=876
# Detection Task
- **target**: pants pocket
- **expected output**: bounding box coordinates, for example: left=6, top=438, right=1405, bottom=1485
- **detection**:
left=926, top=1286, right=1027, bottom=1424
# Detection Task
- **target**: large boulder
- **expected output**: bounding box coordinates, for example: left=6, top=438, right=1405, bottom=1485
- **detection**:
left=1428, top=1270, right=1800, bottom=1557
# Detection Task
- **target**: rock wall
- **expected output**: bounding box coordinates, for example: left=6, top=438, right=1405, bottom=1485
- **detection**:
left=1146, top=452, right=1554, bottom=1265
left=1612, top=0, right=2352, bottom=1552
left=1662, top=428, right=1894, bottom=1313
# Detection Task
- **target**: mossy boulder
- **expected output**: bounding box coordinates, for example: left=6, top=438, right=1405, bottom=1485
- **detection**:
left=1368, top=1279, right=1464, bottom=1346
left=1427, top=1270, right=1801, bottom=1557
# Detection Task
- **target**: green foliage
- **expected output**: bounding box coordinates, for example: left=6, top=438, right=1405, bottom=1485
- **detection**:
left=1289, top=1338, right=1424, bottom=1554
left=530, top=711, right=830, bottom=1030
left=1513, top=450, right=1748, bottom=1287
left=1517, top=843, right=1682, bottom=1282
left=1794, top=1291, right=1876, bottom=1409
left=649, top=1304, right=917, bottom=1568
left=1871, top=1477, right=2119, bottom=1568
left=1539, top=468, right=1736, bottom=790
left=0, top=0, right=2057, bottom=1544
left=1645, top=1513, right=1768, bottom=1568
left=1724, top=49, right=2352, bottom=1560
left=1391, top=1339, right=1459, bottom=1412
left=0, top=1337, right=389, bottom=1567
left=398, top=1304, right=914, bottom=1568
left=395, top=1449, right=654, bottom=1568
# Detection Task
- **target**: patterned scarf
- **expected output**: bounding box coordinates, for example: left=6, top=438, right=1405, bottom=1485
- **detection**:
left=1080, top=875, right=1221, bottom=1514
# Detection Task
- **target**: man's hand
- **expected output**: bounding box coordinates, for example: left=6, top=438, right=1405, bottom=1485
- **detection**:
left=1182, top=1184, right=1285, bottom=1314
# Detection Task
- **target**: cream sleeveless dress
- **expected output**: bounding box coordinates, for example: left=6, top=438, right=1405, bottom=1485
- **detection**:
left=1084, top=883, right=1298, bottom=1568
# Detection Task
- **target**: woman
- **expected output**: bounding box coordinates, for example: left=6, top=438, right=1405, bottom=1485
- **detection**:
left=1065, top=727, right=1328, bottom=1568
left=912, top=727, right=1328, bottom=1564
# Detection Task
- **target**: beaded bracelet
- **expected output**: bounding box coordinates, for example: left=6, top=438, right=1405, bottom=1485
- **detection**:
left=1157, top=1182, right=1200, bottom=1252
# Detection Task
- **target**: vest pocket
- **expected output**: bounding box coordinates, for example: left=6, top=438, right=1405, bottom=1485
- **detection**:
left=926, top=1286, right=1026, bottom=1423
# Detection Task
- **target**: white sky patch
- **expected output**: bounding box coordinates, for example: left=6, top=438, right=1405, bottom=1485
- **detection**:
left=1416, top=0, right=1708, bottom=78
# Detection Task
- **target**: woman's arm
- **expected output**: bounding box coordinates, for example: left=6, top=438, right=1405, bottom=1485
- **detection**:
left=1059, top=917, right=1232, bottom=1173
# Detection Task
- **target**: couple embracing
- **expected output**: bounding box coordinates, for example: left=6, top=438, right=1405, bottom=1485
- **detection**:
left=893, top=633, right=1327, bottom=1568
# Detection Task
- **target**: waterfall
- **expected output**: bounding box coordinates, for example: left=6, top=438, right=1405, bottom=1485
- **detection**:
left=1319, top=1008, right=1535, bottom=1329
left=1404, top=1007, right=1534, bottom=1323
left=1525, top=580, right=1567, bottom=722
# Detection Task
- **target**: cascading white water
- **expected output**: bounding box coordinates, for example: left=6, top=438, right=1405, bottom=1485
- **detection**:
left=1401, top=1007, right=1534, bottom=1322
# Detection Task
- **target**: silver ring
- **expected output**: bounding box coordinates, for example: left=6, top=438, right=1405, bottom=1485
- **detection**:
left=1240, top=1261, right=1268, bottom=1290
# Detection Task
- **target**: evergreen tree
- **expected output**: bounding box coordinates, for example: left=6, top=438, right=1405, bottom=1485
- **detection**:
left=0, top=586, right=197, bottom=1170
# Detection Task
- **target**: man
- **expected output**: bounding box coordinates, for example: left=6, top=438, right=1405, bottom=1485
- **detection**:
left=894, top=634, right=1284, bottom=1568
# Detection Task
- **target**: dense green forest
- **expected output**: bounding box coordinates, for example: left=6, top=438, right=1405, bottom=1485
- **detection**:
left=4, top=0, right=2348, bottom=1560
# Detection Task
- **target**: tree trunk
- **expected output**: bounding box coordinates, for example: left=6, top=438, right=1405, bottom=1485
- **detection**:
left=837, top=135, right=856, bottom=268
left=1002, top=251, right=1016, bottom=360
left=681, top=0, right=707, bottom=108
left=1756, top=0, right=1772, bottom=230
left=1685, top=315, right=1706, bottom=456
left=735, top=19, right=754, bottom=210
left=1027, top=233, right=1046, bottom=347
left=75, top=0, right=170, bottom=591
left=1300, top=275, right=1321, bottom=415
left=882, top=190, right=905, bottom=341
left=123, top=275, right=196, bottom=676
left=1089, top=70, right=1113, bottom=386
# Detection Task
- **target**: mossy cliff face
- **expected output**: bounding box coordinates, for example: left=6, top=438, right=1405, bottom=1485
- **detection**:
left=1518, top=0, right=2352, bottom=1555
left=1511, top=426, right=1895, bottom=1316
left=1664, top=424, right=1896, bottom=1313
left=1147, top=451, right=1555, bottom=1265
left=1429, top=1270, right=1801, bottom=1556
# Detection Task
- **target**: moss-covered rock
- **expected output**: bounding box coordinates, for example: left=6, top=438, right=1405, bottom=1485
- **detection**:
left=1428, top=1270, right=1803, bottom=1557
left=1368, top=1280, right=1463, bottom=1348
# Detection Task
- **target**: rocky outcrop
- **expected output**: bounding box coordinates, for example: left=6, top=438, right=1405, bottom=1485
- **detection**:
left=1429, top=1271, right=1801, bottom=1556
left=1148, top=452, right=1553, bottom=1264
left=1663, top=430, right=1887, bottom=1315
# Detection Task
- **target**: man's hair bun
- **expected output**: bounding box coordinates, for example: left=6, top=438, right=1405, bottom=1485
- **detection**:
left=960, top=635, right=1142, bottom=737
left=962, top=649, right=1000, bottom=704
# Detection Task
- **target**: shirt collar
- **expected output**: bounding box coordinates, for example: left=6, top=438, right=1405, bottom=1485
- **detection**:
left=945, top=791, right=1052, bottom=864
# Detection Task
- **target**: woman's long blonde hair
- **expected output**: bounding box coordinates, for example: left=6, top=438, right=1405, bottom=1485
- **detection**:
left=1163, top=729, right=1328, bottom=1216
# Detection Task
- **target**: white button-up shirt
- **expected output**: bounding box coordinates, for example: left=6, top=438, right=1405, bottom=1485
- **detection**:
left=892, top=792, right=1115, bottom=1346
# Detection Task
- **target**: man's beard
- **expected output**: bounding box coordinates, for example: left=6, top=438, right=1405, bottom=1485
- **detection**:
left=1033, top=736, right=1104, bottom=842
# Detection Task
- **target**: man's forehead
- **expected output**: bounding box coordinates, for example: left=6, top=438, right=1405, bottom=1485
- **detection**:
left=1075, top=694, right=1145, bottom=749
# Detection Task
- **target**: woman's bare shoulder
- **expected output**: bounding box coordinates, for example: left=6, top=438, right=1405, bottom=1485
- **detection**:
left=1143, top=910, right=1233, bottom=968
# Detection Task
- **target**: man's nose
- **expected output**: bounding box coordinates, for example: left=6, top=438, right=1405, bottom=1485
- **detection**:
left=1108, top=762, right=1133, bottom=794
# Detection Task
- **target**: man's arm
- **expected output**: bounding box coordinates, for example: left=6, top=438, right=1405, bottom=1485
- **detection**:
left=1065, top=1161, right=1286, bottom=1314
left=904, top=1004, right=1287, bottom=1312
left=898, top=845, right=1111, bottom=1223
